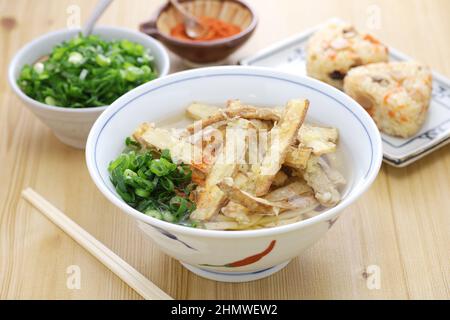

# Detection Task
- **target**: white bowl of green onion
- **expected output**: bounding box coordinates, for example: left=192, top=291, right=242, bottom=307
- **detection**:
left=8, top=26, right=170, bottom=149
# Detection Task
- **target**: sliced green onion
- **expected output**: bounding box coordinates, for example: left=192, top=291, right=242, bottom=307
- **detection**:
left=33, top=62, right=44, bottom=74
left=17, top=34, right=158, bottom=108
left=160, top=177, right=174, bottom=192
left=145, top=209, right=162, bottom=220
left=95, top=54, right=111, bottom=66
left=161, top=210, right=175, bottom=222
left=79, top=69, right=88, bottom=80
left=108, top=146, right=197, bottom=226
left=150, top=158, right=176, bottom=177
left=45, top=96, right=57, bottom=106
left=124, top=66, right=144, bottom=82
left=135, top=188, right=150, bottom=198
left=68, top=52, right=84, bottom=65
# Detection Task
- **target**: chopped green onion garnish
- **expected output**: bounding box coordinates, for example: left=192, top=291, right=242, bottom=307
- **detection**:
left=18, top=34, right=158, bottom=108
left=108, top=139, right=197, bottom=226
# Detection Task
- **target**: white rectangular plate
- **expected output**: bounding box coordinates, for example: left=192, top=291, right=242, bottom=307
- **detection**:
left=240, top=18, right=450, bottom=167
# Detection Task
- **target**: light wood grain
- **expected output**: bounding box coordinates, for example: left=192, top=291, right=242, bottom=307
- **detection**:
left=21, top=188, right=173, bottom=300
left=0, top=0, right=449, bottom=300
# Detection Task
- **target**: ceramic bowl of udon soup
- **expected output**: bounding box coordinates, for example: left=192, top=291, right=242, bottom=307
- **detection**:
left=86, top=66, right=382, bottom=282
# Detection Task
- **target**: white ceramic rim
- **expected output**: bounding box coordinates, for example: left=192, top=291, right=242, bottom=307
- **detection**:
left=8, top=25, right=170, bottom=114
left=86, top=66, right=383, bottom=239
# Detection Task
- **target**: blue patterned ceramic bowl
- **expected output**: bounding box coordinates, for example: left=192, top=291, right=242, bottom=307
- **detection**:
left=86, top=66, right=382, bottom=282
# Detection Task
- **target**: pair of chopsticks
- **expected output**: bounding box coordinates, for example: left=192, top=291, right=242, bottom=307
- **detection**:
left=22, top=188, right=172, bottom=300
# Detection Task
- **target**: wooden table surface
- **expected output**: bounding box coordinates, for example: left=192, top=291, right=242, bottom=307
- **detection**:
left=1, top=0, right=449, bottom=300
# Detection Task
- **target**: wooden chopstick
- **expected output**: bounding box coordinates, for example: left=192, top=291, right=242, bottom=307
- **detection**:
left=22, top=187, right=173, bottom=300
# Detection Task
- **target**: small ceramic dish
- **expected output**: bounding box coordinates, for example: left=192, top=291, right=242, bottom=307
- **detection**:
left=86, top=66, right=382, bottom=282
left=139, top=0, right=257, bottom=66
left=8, top=26, right=170, bottom=149
left=240, top=18, right=450, bottom=167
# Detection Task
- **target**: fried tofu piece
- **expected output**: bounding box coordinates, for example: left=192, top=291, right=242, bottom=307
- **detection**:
left=298, top=124, right=338, bottom=155
left=303, top=156, right=341, bottom=207
left=251, top=99, right=309, bottom=196
left=186, top=102, right=221, bottom=120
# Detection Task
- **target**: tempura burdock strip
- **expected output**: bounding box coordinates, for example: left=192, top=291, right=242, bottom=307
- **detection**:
left=298, top=124, right=339, bottom=155
left=251, top=99, right=309, bottom=196
left=218, top=178, right=291, bottom=215
left=190, top=119, right=250, bottom=221
left=303, top=156, right=341, bottom=207
left=133, top=123, right=212, bottom=174
left=186, top=105, right=281, bottom=133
